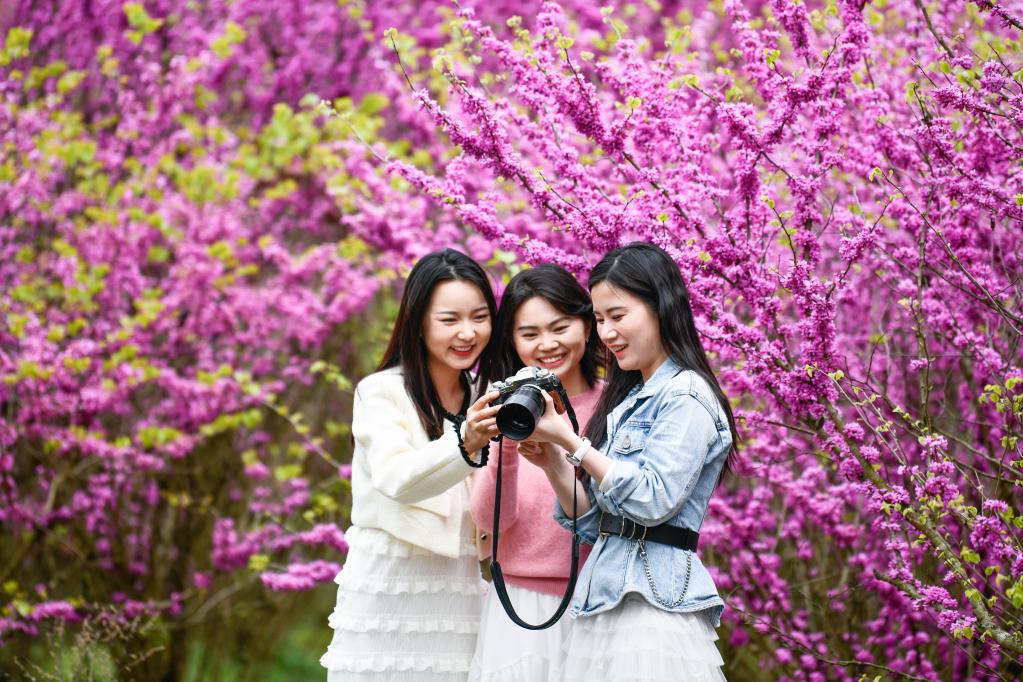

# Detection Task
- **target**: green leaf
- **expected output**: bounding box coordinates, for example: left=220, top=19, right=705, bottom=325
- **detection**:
left=274, top=464, right=303, bottom=482
left=0, top=27, right=33, bottom=66
left=56, top=70, right=86, bottom=94
left=960, top=547, right=981, bottom=564
left=248, top=554, right=270, bottom=571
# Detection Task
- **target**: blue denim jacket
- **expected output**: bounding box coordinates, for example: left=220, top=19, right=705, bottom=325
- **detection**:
left=554, top=357, right=731, bottom=625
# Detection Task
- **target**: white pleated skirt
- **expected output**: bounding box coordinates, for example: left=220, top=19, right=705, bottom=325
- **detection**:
left=469, top=582, right=574, bottom=681
left=554, top=593, right=727, bottom=682
left=320, top=525, right=485, bottom=681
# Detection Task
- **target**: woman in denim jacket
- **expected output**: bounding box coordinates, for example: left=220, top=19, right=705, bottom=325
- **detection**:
left=521, top=242, right=739, bottom=681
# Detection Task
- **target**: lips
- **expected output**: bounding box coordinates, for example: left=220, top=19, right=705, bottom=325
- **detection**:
left=609, top=344, right=628, bottom=356
left=450, top=344, right=476, bottom=357
left=537, top=353, right=567, bottom=369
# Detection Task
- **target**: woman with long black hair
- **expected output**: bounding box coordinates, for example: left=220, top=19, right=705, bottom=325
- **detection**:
left=320, top=249, right=500, bottom=681
left=523, top=242, right=739, bottom=681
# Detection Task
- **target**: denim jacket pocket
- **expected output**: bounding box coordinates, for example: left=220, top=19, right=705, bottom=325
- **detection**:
left=611, top=421, right=650, bottom=457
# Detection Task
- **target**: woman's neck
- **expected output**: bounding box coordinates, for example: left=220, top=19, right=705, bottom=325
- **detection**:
left=561, top=366, right=590, bottom=398
left=429, top=360, right=465, bottom=414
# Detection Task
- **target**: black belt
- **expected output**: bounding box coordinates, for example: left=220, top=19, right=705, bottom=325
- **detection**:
left=598, top=513, right=699, bottom=551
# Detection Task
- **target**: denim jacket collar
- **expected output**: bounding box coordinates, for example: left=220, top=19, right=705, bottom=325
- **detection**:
left=635, top=357, right=683, bottom=399
left=613, top=357, right=684, bottom=420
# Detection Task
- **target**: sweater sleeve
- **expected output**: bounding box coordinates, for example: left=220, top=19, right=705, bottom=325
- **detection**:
left=469, top=438, right=521, bottom=533
left=352, top=375, right=476, bottom=505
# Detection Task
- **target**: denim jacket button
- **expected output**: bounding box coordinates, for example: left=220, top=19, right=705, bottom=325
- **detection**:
left=622, top=434, right=631, bottom=450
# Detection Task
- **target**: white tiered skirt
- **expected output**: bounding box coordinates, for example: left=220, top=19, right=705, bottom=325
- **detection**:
left=554, top=594, right=727, bottom=681
left=320, top=525, right=485, bottom=681
left=469, top=582, right=573, bottom=681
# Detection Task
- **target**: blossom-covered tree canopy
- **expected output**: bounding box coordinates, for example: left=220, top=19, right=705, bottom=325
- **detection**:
left=2, top=0, right=1022, bottom=678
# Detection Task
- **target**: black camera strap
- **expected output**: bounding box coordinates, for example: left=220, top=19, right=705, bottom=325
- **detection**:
left=488, top=387, right=581, bottom=630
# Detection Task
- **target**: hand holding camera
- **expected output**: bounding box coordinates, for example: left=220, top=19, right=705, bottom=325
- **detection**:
left=463, top=391, right=502, bottom=453
left=517, top=438, right=567, bottom=474
left=525, top=392, right=578, bottom=450
left=491, top=366, right=578, bottom=442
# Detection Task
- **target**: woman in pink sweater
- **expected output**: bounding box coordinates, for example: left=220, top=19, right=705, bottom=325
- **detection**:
left=469, top=264, right=604, bottom=682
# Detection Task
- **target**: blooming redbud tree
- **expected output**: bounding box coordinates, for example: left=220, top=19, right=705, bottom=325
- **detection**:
left=0, top=0, right=485, bottom=675
left=376, top=0, right=1023, bottom=679
left=2, top=0, right=1022, bottom=679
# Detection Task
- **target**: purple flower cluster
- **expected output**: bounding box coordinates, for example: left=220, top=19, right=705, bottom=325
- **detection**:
left=2, top=0, right=1023, bottom=677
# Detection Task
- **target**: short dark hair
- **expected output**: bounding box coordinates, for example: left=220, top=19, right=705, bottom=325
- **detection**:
left=378, top=249, right=497, bottom=438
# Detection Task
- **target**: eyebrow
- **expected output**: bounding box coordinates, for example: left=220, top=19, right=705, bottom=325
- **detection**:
left=597, top=306, right=628, bottom=315
left=516, top=315, right=571, bottom=332
left=434, top=305, right=490, bottom=316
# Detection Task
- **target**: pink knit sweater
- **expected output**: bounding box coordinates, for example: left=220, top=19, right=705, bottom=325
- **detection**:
left=470, top=382, right=603, bottom=596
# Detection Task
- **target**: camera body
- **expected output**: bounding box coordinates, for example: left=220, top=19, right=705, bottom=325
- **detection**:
left=492, top=366, right=569, bottom=441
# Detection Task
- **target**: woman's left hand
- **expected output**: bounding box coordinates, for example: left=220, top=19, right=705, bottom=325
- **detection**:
left=518, top=439, right=564, bottom=473
left=528, top=392, right=576, bottom=449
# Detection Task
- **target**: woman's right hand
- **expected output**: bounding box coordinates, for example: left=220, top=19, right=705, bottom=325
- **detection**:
left=463, top=391, right=501, bottom=453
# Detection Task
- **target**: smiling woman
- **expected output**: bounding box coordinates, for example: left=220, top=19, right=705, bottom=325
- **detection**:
left=522, top=243, right=740, bottom=681
left=319, top=249, right=500, bottom=681
left=469, top=264, right=605, bottom=681
left=423, top=282, right=494, bottom=381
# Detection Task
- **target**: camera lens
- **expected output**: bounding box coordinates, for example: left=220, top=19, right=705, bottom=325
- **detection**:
left=496, top=385, right=546, bottom=441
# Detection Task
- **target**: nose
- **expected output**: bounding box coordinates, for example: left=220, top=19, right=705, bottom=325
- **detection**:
left=538, top=333, right=559, bottom=350
left=457, top=320, right=475, bottom=340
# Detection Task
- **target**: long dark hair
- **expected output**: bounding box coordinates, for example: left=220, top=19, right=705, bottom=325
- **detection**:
left=378, top=249, right=497, bottom=439
left=479, top=264, right=603, bottom=390
left=583, top=243, right=739, bottom=474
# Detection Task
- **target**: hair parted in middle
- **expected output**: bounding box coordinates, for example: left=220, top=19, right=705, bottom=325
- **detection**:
left=376, top=248, right=498, bottom=439
left=478, top=263, right=604, bottom=390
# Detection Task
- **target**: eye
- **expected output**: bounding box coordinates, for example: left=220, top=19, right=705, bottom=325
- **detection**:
left=611, top=314, right=624, bottom=322
left=473, top=314, right=489, bottom=323
left=553, top=326, right=568, bottom=334
left=521, top=333, right=537, bottom=340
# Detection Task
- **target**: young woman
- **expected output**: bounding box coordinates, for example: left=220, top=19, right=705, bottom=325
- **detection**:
left=523, top=243, right=738, bottom=681
left=320, top=249, right=502, bottom=681
left=468, top=265, right=604, bottom=682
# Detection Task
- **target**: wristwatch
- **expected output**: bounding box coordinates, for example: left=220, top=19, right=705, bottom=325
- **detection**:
left=565, top=437, right=591, bottom=467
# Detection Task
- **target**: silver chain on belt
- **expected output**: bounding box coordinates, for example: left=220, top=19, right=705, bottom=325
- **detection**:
left=638, top=540, right=692, bottom=609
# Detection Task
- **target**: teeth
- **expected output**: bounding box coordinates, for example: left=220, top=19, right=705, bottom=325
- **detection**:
left=452, top=346, right=473, bottom=352
left=539, top=355, right=565, bottom=363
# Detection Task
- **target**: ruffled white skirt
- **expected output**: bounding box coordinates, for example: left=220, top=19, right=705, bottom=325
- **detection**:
left=469, top=582, right=573, bottom=681
left=320, top=525, right=485, bottom=681
left=554, top=594, right=727, bottom=681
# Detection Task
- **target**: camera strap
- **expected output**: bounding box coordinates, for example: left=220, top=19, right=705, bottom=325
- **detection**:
left=488, top=387, right=581, bottom=630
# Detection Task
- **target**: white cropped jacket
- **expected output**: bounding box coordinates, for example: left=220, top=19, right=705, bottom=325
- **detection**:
left=348, top=366, right=479, bottom=558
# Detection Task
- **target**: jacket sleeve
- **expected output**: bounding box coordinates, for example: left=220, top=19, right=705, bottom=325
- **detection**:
left=469, top=439, right=521, bottom=533
left=595, top=393, right=719, bottom=526
left=352, top=375, right=476, bottom=505
left=553, top=481, right=601, bottom=544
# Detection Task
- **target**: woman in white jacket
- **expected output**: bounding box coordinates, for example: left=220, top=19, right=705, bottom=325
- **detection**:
left=321, top=249, right=501, bottom=681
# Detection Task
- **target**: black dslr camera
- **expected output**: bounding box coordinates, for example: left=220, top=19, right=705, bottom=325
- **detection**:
left=492, top=366, right=574, bottom=441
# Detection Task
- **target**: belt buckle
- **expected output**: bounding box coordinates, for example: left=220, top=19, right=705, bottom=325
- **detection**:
left=598, top=512, right=609, bottom=539
left=622, top=518, right=647, bottom=541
